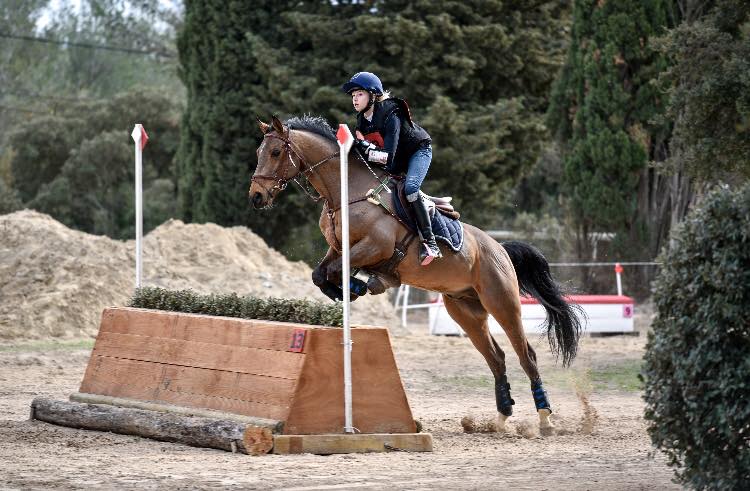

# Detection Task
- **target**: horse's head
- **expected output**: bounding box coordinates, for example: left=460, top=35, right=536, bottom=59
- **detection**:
left=249, top=115, right=302, bottom=209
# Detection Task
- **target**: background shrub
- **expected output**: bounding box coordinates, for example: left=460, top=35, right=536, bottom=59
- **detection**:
left=643, top=184, right=750, bottom=490
left=0, top=179, right=21, bottom=215
left=129, top=287, right=343, bottom=328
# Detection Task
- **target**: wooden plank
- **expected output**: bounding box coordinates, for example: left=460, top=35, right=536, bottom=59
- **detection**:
left=79, top=376, right=290, bottom=421
left=272, top=433, right=432, bottom=454
left=31, top=397, right=274, bottom=455
left=284, top=329, right=417, bottom=435
left=91, top=331, right=304, bottom=380
left=70, top=392, right=283, bottom=432
left=80, top=356, right=295, bottom=409
left=99, top=308, right=308, bottom=352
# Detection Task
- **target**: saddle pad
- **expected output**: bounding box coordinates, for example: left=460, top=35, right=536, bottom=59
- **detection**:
left=392, top=190, right=464, bottom=252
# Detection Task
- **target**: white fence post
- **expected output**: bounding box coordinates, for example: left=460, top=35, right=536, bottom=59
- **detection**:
left=131, top=124, right=148, bottom=289
left=615, top=262, right=623, bottom=296
left=336, top=124, right=355, bottom=434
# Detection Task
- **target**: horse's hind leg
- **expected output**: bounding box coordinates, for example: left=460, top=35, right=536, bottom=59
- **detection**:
left=441, top=294, right=514, bottom=431
left=476, top=278, right=554, bottom=434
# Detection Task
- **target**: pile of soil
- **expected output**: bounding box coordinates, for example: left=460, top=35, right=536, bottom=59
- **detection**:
left=0, top=210, right=398, bottom=339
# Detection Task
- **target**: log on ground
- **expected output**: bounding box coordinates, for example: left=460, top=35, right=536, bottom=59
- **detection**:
left=30, top=397, right=273, bottom=455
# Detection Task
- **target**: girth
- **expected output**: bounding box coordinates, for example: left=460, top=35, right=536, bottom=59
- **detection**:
left=364, top=233, right=417, bottom=282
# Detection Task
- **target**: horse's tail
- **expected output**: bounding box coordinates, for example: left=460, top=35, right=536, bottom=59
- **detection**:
left=502, top=241, right=583, bottom=367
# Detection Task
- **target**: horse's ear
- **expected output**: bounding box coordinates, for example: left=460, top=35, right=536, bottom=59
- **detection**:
left=257, top=117, right=270, bottom=134
left=271, top=114, right=284, bottom=134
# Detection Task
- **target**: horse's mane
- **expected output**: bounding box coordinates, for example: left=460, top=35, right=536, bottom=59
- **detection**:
left=285, top=115, right=337, bottom=143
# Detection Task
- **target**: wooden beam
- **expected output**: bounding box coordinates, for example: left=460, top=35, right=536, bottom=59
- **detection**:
left=272, top=433, right=433, bottom=454
left=91, top=331, right=305, bottom=379
left=101, top=308, right=306, bottom=352
left=79, top=355, right=295, bottom=421
left=31, top=397, right=274, bottom=455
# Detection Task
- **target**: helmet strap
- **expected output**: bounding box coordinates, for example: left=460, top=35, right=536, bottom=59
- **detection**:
left=358, top=91, right=376, bottom=115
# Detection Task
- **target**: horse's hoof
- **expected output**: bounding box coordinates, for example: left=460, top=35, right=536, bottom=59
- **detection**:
left=366, top=275, right=387, bottom=295
left=538, top=408, right=554, bottom=436
left=497, top=412, right=510, bottom=432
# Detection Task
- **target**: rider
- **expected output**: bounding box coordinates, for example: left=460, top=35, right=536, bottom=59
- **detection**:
left=342, top=71, right=442, bottom=266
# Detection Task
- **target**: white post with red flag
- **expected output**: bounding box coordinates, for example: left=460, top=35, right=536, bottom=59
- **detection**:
left=614, top=262, right=623, bottom=296
left=131, top=124, right=149, bottom=289
left=336, top=123, right=355, bottom=434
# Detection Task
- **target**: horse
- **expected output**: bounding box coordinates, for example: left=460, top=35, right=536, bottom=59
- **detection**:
left=249, top=115, right=582, bottom=434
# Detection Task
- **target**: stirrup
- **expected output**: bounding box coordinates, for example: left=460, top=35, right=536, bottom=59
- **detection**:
left=419, top=241, right=442, bottom=266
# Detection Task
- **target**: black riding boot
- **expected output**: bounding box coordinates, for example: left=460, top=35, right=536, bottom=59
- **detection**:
left=410, top=195, right=442, bottom=266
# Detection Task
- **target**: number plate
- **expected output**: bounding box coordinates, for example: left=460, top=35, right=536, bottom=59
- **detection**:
left=288, top=329, right=306, bottom=352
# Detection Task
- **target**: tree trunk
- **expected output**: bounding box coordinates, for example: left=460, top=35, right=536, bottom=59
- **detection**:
left=30, top=397, right=274, bottom=455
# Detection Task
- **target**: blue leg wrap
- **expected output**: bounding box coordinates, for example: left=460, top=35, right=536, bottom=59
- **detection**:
left=531, top=379, right=552, bottom=412
left=495, top=377, right=515, bottom=417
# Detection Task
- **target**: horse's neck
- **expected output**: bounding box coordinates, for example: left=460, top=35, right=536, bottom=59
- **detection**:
left=297, top=132, right=381, bottom=207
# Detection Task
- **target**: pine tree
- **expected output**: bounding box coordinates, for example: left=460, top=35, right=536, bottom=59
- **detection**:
left=658, top=0, right=750, bottom=181
left=177, top=0, right=570, bottom=262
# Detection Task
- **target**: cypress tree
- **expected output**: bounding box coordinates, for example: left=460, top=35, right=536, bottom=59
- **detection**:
left=177, top=1, right=325, bottom=253
left=547, top=0, right=673, bottom=274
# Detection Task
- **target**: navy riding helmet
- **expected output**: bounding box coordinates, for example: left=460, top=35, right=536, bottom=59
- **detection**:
left=342, top=72, right=384, bottom=95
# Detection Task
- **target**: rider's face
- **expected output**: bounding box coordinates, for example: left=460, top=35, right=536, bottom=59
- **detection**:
left=351, top=90, right=370, bottom=112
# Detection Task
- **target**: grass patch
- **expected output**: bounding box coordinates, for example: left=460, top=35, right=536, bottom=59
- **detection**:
left=589, top=359, right=643, bottom=391
left=438, top=359, right=644, bottom=393
left=0, top=339, right=95, bottom=353
left=442, top=374, right=494, bottom=389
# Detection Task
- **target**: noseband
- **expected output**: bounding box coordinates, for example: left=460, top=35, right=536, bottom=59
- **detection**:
left=251, top=128, right=340, bottom=202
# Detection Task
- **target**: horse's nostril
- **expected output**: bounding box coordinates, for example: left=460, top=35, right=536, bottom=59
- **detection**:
left=252, top=192, right=264, bottom=208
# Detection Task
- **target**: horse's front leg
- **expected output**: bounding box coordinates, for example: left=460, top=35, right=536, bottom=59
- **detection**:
left=325, top=236, right=389, bottom=291
left=312, top=247, right=344, bottom=301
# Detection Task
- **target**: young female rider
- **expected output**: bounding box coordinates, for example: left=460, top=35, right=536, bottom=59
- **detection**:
left=342, top=71, right=442, bottom=266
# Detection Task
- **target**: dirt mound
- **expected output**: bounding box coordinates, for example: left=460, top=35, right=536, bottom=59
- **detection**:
left=0, top=210, right=399, bottom=339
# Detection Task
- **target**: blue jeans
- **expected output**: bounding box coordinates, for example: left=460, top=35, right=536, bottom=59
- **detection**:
left=404, top=145, right=432, bottom=202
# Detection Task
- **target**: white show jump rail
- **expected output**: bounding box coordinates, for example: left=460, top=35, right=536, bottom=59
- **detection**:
left=427, top=294, right=635, bottom=335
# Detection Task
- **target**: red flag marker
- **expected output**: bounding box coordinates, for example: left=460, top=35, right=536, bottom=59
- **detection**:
left=337, top=124, right=353, bottom=149
left=140, top=126, right=149, bottom=150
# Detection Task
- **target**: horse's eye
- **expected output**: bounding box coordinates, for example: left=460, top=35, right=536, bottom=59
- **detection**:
left=271, top=148, right=281, bottom=157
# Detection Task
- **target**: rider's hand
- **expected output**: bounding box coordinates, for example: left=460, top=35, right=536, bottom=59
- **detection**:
left=355, top=130, right=364, bottom=140
left=354, top=138, right=376, bottom=155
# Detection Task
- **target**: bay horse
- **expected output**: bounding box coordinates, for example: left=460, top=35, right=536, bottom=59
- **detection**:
left=249, top=115, right=582, bottom=433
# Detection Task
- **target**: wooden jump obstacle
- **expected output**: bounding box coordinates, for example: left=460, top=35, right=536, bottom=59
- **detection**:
left=31, top=307, right=431, bottom=454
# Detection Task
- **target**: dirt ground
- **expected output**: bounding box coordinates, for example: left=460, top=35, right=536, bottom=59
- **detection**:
left=0, top=325, right=678, bottom=490
left=0, top=211, right=677, bottom=489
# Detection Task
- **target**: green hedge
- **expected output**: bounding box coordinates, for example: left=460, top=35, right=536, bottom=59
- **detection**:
left=129, top=287, right=343, bottom=327
left=643, top=184, right=750, bottom=490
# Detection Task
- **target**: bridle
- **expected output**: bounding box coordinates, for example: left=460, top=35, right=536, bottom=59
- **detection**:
left=251, top=127, right=340, bottom=203
left=251, top=124, right=406, bottom=252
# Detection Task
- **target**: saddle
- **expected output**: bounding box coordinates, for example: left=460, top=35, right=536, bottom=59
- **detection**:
left=367, top=179, right=459, bottom=220
left=366, top=179, right=464, bottom=252
left=362, top=178, right=464, bottom=291
left=394, top=182, right=460, bottom=221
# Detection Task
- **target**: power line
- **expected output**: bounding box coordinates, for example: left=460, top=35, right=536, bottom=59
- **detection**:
left=549, top=262, right=661, bottom=267
left=0, top=32, right=175, bottom=58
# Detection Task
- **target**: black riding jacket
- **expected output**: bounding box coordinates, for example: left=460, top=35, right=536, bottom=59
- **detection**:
left=356, top=98, right=431, bottom=175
